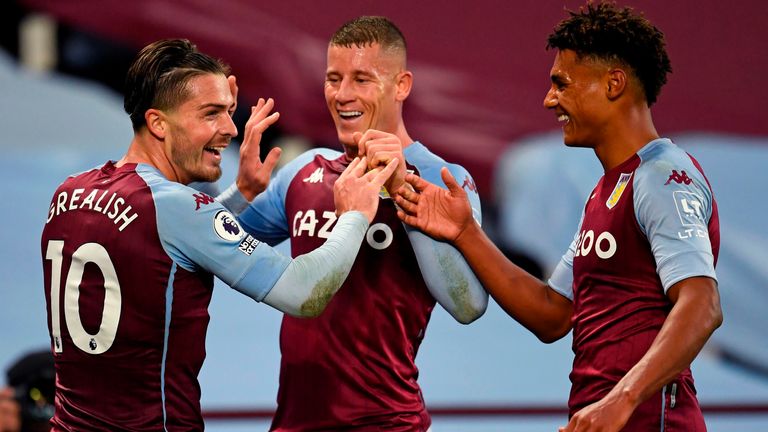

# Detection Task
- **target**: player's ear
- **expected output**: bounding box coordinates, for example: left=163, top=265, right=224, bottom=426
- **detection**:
left=145, top=109, right=167, bottom=139
left=395, top=70, right=413, bottom=102
left=606, top=68, right=626, bottom=101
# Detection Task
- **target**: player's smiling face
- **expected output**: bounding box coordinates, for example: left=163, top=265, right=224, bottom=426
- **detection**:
left=162, top=73, right=237, bottom=184
left=543, top=49, right=610, bottom=149
left=324, top=43, right=404, bottom=153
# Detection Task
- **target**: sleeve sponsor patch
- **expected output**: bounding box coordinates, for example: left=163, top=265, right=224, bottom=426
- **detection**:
left=673, top=191, right=706, bottom=227
left=238, top=234, right=260, bottom=256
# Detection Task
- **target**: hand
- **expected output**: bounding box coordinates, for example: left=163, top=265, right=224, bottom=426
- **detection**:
left=558, top=393, right=634, bottom=432
left=394, top=167, right=474, bottom=243
left=354, top=130, right=406, bottom=194
left=334, top=156, right=399, bottom=223
left=0, top=387, right=20, bottom=432
left=235, top=98, right=282, bottom=201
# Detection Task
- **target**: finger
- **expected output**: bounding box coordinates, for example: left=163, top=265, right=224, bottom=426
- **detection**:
left=440, top=167, right=463, bottom=195
left=396, top=209, right=422, bottom=228
left=394, top=194, right=418, bottom=214
left=404, top=172, right=430, bottom=192
left=396, top=184, right=419, bottom=203
left=353, top=132, right=364, bottom=156
left=339, top=157, right=360, bottom=181
left=255, top=111, right=280, bottom=133
left=351, top=156, right=369, bottom=177
left=371, top=158, right=399, bottom=187
left=261, top=147, right=282, bottom=174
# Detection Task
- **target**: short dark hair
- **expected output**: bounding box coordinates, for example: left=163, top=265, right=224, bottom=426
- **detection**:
left=330, top=16, right=406, bottom=56
left=546, top=1, right=672, bottom=106
left=124, top=39, right=230, bottom=131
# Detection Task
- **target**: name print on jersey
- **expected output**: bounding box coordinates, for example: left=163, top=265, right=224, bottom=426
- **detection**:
left=292, top=209, right=394, bottom=250
left=47, top=188, right=138, bottom=232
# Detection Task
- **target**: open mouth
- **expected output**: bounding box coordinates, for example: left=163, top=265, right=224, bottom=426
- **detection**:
left=558, top=114, right=570, bottom=124
left=338, top=110, right=363, bottom=121
left=204, top=146, right=226, bottom=156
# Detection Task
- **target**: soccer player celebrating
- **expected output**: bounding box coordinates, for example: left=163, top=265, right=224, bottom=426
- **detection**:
left=236, top=16, right=488, bottom=431
left=40, top=38, right=396, bottom=431
left=395, top=3, right=721, bottom=431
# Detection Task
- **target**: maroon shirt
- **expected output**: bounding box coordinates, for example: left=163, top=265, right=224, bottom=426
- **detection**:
left=42, top=163, right=213, bottom=431
left=270, top=154, right=434, bottom=431
left=553, top=140, right=719, bottom=430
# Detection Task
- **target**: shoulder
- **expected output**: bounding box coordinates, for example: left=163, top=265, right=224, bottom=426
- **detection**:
left=405, top=141, right=472, bottom=185
left=277, top=147, right=342, bottom=182
left=634, top=139, right=712, bottom=196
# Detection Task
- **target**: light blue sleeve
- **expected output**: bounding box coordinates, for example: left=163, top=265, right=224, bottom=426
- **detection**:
left=142, top=169, right=291, bottom=302
left=547, top=209, right=584, bottom=301
left=634, top=143, right=717, bottom=292
left=404, top=143, right=488, bottom=324
left=237, top=148, right=340, bottom=246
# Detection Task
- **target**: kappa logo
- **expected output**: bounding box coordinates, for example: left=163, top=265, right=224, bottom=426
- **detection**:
left=193, top=192, right=215, bottom=210
left=461, top=176, right=477, bottom=193
left=303, top=167, right=324, bottom=184
left=665, top=170, right=692, bottom=185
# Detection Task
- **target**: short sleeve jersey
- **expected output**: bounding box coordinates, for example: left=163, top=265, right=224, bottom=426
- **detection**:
left=549, top=139, right=719, bottom=430
left=238, top=142, right=479, bottom=431
left=41, top=162, right=290, bottom=431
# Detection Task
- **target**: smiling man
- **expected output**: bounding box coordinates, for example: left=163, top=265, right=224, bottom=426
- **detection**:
left=40, top=38, right=396, bottom=431
left=394, top=3, right=722, bottom=431
left=237, top=16, right=488, bottom=431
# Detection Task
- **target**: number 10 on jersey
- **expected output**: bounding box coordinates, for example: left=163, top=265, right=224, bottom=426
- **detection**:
left=45, top=240, right=122, bottom=355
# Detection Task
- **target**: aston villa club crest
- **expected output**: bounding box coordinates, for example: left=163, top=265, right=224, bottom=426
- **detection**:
left=606, top=173, right=633, bottom=209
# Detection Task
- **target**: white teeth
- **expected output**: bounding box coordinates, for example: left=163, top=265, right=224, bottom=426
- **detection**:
left=558, top=114, right=569, bottom=122
left=339, top=111, right=362, bottom=118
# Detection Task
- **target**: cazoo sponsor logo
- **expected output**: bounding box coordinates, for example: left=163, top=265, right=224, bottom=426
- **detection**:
left=575, top=230, right=617, bottom=260
left=293, top=210, right=394, bottom=250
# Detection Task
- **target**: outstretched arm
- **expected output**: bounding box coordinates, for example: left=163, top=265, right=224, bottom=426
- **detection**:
left=262, top=157, right=399, bottom=317
left=396, top=168, right=572, bottom=341
left=560, top=277, right=721, bottom=432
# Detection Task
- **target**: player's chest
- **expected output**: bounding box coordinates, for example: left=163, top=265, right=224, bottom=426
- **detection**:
left=573, top=172, right=640, bottom=269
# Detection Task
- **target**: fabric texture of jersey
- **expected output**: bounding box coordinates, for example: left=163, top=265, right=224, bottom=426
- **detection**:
left=238, top=142, right=478, bottom=431
left=548, top=139, right=720, bottom=430
left=41, top=162, right=290, bottom=431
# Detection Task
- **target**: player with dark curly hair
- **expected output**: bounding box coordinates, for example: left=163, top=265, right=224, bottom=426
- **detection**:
left=394, top=2, right=721, bottom=431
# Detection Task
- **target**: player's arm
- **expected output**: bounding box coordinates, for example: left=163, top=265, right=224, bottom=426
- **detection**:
left=561, top=277, right=721, bottom=432
left=245, top=157, right=400, bottom=317
left=161, top=157, right=398, bottom=318
left=396, top=168, right=572, bottom=340
left=402, top=165, right=488, bottom=324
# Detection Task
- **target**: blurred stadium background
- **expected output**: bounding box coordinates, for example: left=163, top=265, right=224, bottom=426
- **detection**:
left=1, top=0, right=766, bottom=430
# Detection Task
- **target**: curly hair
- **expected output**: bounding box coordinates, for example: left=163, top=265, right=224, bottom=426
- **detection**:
left=124, top=39, right=230, bottom=131
left=546, top=1, right=671, bottom=106
left=330, top=16, right=406, bottom=56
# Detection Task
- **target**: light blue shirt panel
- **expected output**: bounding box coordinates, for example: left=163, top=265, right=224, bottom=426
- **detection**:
left=548, top=211, right=583, bottom=301
left=634, top=139, right=717, bottom=291
left=238, top=148, right=340, bottom=245
left=137, top=164, right=291, bottom=302
left=403, top=142, right=487, bottom=320
left=404, top=142, right=482, bottom=224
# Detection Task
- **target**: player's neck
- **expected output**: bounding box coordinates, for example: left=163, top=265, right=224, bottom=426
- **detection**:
left=594, top=107, right=659, bottom=172
left=119, top=133, right=182, bottom=183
